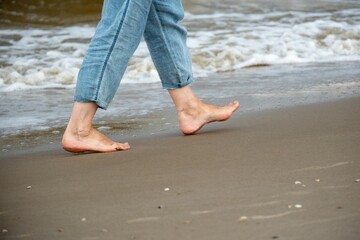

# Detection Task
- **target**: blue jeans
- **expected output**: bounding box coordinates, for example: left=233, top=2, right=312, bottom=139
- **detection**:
left=74, top=0, right=194, bottom=109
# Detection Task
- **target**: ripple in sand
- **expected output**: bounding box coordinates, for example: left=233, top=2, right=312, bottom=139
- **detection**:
left=127, top=217, right=160, bottom=223
left=293, top=161, right=351, bottom=172
left=191, top=210, right=216, bottom=215
left=251, top=210, right=299, bottom=220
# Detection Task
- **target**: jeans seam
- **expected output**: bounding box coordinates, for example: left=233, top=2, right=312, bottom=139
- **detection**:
left=151, top=3, right=183, bottom=84
left=95, top=0, right=131, bottom=102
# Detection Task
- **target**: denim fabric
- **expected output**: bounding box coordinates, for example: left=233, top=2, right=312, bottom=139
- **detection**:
left=75, top=0, right=194, bottom=109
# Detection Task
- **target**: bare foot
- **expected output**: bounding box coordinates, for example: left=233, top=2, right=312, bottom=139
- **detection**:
left=62, top=102, right=130, bottom=153
left=178, top=100, right=240, bottom=135
left=62, top=127, right=130, bottom=153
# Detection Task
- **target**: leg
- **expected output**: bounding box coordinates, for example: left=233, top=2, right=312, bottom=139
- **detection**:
left=75, top=0, right=153, bottom=109
left=63, top=0, right=153, bottom=153
left=144, top=0, right=239, bottom=134
left=144, top=0, right=193, bottom=89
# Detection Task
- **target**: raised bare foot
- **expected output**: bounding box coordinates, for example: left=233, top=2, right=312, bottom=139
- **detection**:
left=178, top=100, right=240, bottom=135
left=62, top=127, right=130, bottom=153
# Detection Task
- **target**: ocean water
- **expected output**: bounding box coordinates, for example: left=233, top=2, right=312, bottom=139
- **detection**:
left=0, top=0, right=360, bottom=141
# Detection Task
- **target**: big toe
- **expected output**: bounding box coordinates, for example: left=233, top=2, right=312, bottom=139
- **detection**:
left=228, top=101, right=240, bottom=110
left=114, top=142, right=130, bottom=150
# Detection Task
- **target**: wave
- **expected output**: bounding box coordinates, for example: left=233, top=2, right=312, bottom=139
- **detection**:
left=0, top=9, right=359, bottom=92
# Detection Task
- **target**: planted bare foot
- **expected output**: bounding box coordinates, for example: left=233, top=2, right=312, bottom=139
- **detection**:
left=178, top=100, right=240, bottom=135
left=62, top=127, right=130, bottom=153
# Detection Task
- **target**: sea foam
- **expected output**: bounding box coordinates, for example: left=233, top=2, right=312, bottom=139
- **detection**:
left=0, top=9, right=359, bottom=92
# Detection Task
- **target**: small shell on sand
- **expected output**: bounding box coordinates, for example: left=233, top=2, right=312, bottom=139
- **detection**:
left=164, top=188, right=170, bottom=191
left=355, top=179, right=360, bottom=183
left=238, top=216, right=248, bottom=221
left=2, top=229, right=8, bottom=233
left=315, top=179, right=321, bottom=182
left=294, top=181, right=302, bottom=185
left=26, top=186, right=32, bottom=189
left=81, top=218, right=87, bottom=222
left=294, top=204, right=302, bottom=209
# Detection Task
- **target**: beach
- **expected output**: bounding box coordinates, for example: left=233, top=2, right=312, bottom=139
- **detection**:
left=1, top=0, right=360, bottom=239
left=1, top=97, right=360, bottom=240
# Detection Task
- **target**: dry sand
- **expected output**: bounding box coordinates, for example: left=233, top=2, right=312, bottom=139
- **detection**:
left=1, top=97, right=360, bottom=240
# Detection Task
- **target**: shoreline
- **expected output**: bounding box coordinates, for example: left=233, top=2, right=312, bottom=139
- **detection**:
left=1, top=60, right=360, bottom=153
left=1, top=95, right=358, bottom=158
left=1, top=97, right=359, bottom=239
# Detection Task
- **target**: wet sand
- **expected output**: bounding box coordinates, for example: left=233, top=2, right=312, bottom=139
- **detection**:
left=1, top=97, right=360, bottom=240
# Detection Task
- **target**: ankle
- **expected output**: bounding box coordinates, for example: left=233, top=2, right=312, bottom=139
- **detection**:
left=169, top=85, right=202, bottom=111
left=65, top=119, right=92, bottom=138
left=75, top=126, right=92, bottom=138
left=65, top=102, right=98, bottom=136
left=177, top=96, right=202, bottom=112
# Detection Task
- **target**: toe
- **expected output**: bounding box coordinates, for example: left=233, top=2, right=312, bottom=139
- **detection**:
left=232, top=100, right=239, bottom=106
left=230, top=101, right=240, bottom=110
left=114, top=142, right=130, bottom=150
